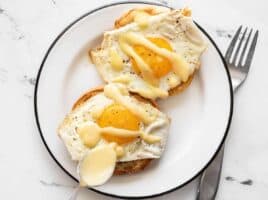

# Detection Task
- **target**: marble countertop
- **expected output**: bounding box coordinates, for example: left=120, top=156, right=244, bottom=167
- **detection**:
left=0, top=0, right=267, bottom=199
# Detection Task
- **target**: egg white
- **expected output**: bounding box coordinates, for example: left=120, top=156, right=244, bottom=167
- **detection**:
left=58, top=90, right=170, bottom=162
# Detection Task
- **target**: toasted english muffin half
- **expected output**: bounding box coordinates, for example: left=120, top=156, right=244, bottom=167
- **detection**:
left=90, top=7, right=205, bottom=100
left=61, top=86, right=160, bottom=175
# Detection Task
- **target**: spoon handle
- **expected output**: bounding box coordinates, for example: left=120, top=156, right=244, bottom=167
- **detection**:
left=68, top=185, right=81, bottom=200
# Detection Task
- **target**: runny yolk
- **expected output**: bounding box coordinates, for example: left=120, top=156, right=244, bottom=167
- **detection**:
left=97, top=104, right=140, bottom=145
left=131, top=37, right=173, bottom=78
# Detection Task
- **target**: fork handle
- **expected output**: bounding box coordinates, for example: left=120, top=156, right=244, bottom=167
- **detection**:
left=196, top=78, right=240, bottom=200
left=196, top=146, right=224, bottom=200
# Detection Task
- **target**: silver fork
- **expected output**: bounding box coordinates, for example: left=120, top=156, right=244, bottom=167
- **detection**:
left=197, top=26, right=259, bottom=200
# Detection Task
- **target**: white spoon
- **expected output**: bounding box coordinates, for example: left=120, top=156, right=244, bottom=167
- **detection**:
left=68, top=145, right=117, bottom=200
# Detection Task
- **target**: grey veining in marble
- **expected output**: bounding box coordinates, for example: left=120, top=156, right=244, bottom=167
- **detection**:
left=0, top=68, right=8, bottom=83
left=215, top=29, right=234, bottom=38
left=50, top=0, right=56, bottom=5
left=40, top=180, right=76, bottom=188
left=21, top=75, right=36, bottom=86
left=0, top=7, right=4, bottom=14
left=155, top=0, right=168, bottom=5
left=225, top=176, right=254, bottom=186
left=0, top=7, right=24, bottom=40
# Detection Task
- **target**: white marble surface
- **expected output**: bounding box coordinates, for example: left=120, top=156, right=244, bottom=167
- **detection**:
left=0, top=0, right=267, bottom=199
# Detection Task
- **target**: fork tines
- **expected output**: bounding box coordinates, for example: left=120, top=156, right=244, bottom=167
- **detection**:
left=225, top=26, right=259, bottom=69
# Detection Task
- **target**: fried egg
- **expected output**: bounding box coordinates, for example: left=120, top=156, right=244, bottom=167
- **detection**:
left=58, top=83, right=170, bottom=164
left=91, top=8, right=207, bottom=100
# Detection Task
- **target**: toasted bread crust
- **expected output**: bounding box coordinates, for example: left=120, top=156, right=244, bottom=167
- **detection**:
left=114, top=6, right=170, bottom=29
left=72, top=86, right=157, bottom=175
left=114, top=159, right=152, bottom=175
left=168, top=72, right=195, bottom=96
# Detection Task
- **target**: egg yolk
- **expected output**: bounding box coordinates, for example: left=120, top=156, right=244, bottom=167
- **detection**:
left=131, top=37, right=173, bottom=78
left=97, top=104, right=140, bottom=144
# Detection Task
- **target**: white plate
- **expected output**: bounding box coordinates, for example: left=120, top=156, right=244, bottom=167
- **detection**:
left=34, top=1, right=233, bottom=199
